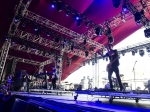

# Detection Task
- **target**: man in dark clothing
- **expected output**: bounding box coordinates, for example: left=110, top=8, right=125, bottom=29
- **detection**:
left=103, top=44, right=123, bottom=91
left=51, top=67, right=58, bottom=90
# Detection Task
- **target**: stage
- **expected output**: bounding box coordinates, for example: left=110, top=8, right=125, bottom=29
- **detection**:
left=12, top=91, right=150, bottom=112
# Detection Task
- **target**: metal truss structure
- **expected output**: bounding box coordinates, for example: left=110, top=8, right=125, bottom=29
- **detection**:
left=7, top=55, right=40, bottom=66
left=83, top=0, right=150, bottom=39
left=10, top=58, right=17, bottom=76
left=9, top=43, right=54, bottom=59
left=38, top=65, right=44, bottom=74
left=0, top=41, right=11, bottom=81
left=23, top=10, right=104, bottom=49
left=14, top=29, right=91, bottom=59
left=58, top=48, right=64, bottom=84
left=83, top=39, right=150, bottom=64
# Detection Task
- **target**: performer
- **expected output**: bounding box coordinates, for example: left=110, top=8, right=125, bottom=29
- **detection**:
left=7, top=75, right=12, bottom=91
left=101, top=44, right=123, bottom=91
left=51, top=66, right=58, bottom=90
left=22, top=73, right=30, bottom=92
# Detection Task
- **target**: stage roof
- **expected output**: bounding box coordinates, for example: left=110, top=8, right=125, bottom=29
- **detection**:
left=0, top=0, right=149, bottom=80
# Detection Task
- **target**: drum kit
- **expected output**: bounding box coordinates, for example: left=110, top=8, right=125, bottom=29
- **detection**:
left=102, top=74, right=129, bottom=91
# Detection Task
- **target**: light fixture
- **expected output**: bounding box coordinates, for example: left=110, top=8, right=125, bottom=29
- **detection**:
left=57, top=2, right=63, bottom=12
left=66, top=10, right=70, bottom=16
left=122, top=4, right=128, bottom=12
left=132, top=51, right=135, bottom=56
left=51, top=2, right=55, bottom=8
left=139, top=50, right=144, bottom=57
left=112, top=0, right=121, bottom=8
left=83, top=39, right=86, bottom=44
left=95, top=27, right=102, bottom=36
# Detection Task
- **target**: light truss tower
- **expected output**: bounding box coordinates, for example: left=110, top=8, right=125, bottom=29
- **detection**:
left=10, top=58, right=17, bottom=76
left=58, top=47, right=64, bottom=84
left=0, top=40, right=11, bottom=81
left=23, top=10, right=104, bottom=49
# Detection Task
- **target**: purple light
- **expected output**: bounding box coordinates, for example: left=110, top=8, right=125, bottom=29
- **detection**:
left=34, top=28, right=38, bottom=31
left=14, top=19, right=19, bottom=23
left=12, top=42, right=15, bottom=44
left=5, top=38, right=8, bottom=41
left=66, top=14, right=69, bottom=16
left=76, top=16, right=80, bottom=20
left=51, top=4, right=55, bottom=8
left=122, top=5, right=128, bottom=12
left=123, top=8, right=127, bottom=12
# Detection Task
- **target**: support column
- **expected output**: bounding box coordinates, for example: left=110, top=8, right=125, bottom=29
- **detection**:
left=0, top=40, right=11, bottom=82
left=11, top=58, right=17, bottom=77
left=58, top=47, right=64, bottom=84
left=38, top=65, right=44, bottom=74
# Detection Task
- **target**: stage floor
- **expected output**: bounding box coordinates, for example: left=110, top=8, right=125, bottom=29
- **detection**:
left=13, top=92, right=150, bottom=112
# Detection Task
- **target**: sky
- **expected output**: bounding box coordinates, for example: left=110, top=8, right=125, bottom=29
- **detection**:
left=64, top=28, right=150, bottom=90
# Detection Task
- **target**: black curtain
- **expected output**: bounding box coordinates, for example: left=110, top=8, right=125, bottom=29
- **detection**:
left=0, top=58, right=14, bottom=84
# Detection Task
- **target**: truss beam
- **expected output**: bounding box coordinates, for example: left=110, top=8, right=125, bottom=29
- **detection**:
left=23, top=10, right=104, bottom=49
left=7, top=55, right=40, bottom=66
left=14, top=29, right=91, bottom=59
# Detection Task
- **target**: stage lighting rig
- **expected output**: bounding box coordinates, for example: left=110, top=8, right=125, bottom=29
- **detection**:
left=139, top=49, right=144, bottom=57
left=144, top=28, right=150, bottom=38
left=112, top=0, right=121, bottom=8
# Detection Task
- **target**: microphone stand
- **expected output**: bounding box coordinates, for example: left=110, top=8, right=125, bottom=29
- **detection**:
left=132, top=61, right=137, bottom=91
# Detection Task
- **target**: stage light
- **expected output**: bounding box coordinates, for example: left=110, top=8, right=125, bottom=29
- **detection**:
left=112, top=0, right=121, bottom=8
left=132, top=51, right=135, bottom=56
left=57, top=2, right=63, bottom=12
left=122, top=4, right=128, bottom=12
left=121, top=50, right=126, bottom=56
left=34, top=27, right=38, bottom=31
left=71, top=45, right=74, bottom=50
left=66, top=10, right=70, bottom=16
left=83, top=39, right=86, bottom=44
left=134, top=12, right=141, bottom=24
left=85, top=22, right=89, bottom=28
left=108, top=36, right=114, bottom=44
left=139, top=50, right=144, bottom=57
left=76, top=16, right=80, bottom=20
left=85, top=51, right=89, bottom=57
left=63, top=39, right=66, bottom=44
left=51, top=2, right=55, bottom=8
left=47, top=32, right=50, bottom=36
left=95, top=27, right=102, bottom=36
left=144, top=28, right=150, bottom=38
left=22, top=22, right=26, bottom=28
left=146, top=47, right=150, bottom=52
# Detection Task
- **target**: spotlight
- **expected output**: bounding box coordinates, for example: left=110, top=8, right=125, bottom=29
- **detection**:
left=112, top=0, right=121, bottom=8
left=76, top=16, right=80, bottom=20
left=83, top=39, right=86, bottom=44
left=47, top=32, right=50, bottom=36
left=95, top=27, right=102, bottom=36
left=57, top=2, right=63, bottom=12
left=108, top=36, right=114, bottom=44
left=66, top=10, right=70, bottom=16
left=22, top=22, right=26, bottom=28
left=85, top=51, right=89, bottom=57
left=122, top=4, right=128, bottom=12
left=63, top=39, right=66, bottom=44
left=146, top=47, right=150, bottom=52
left=71, top=45, right=74, bottom=50
left=51, top=2, right=55, bottom=8
left=121, top=50, right=126, bottom=56
left=132, top=51, right=135, bottom=56
left=134, top=12, right=141, bottom=24
left=139, top=50, right=144, bottom=57
left=85, top=22, right=89, bottom=28
left=144, top=28, right=150, bottom=38
left=77, top=20, right=82, bottom=27
left=34, top=27, right=38, bottom=31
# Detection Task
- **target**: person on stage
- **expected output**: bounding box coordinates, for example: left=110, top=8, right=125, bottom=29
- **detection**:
left=51, top=66, right=58, bottom=90
left=7, top=75, right=12, bottom=91
left=101, top=44, right=123, bottom=91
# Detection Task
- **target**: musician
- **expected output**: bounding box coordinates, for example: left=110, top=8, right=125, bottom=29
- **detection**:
left=7, top=75, right=12, bottom=91
left=51, top=66, right=58, bottom=90
left=102, top=44, right=123, bottom=91
left=22, top=73, right=30, bottom=92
